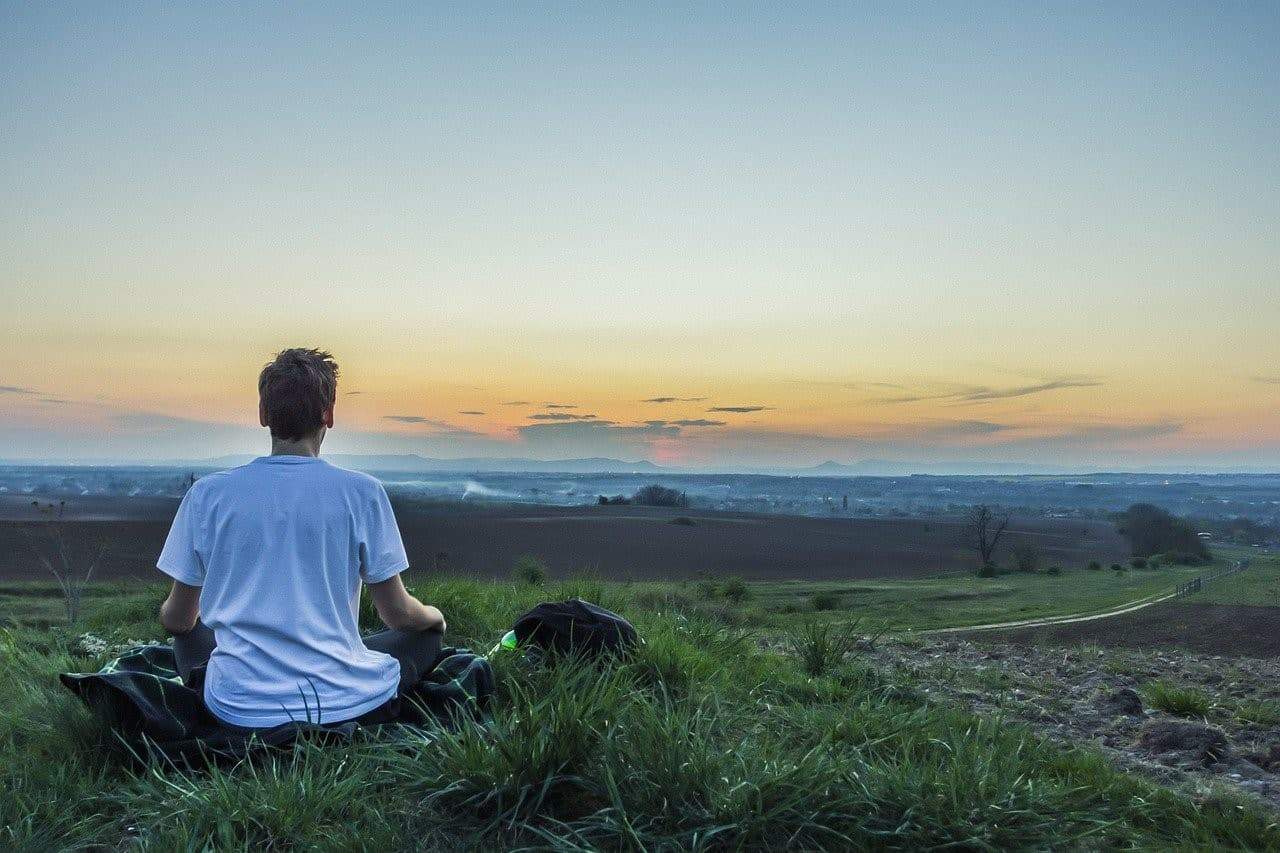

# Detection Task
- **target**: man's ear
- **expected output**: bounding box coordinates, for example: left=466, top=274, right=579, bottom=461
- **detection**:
left=259, top=400, right=269, bottom=428
left=323, top=405, right=334, bottom=429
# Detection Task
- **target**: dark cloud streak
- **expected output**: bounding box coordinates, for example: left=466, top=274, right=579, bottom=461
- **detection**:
left=528, top=412, right=598, bottom=421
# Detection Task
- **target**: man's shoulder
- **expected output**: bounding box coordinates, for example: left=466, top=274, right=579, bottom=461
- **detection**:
left=185, top=468, right=233, bottom=495
left=317, top=461, right=384, bottom=492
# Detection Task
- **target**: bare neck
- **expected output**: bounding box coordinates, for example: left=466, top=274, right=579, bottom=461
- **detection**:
left=270, top=430, right=324, bottom=458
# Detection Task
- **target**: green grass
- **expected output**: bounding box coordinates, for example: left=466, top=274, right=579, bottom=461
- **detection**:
left=1180, top=550, right=1280, bottom=607
left=2, top=578, right=1279, bottom=850
left=1232, top=699, right=1280, bottom=727
left=745, top=562, right=1204, bottom=631
left=1142, top=680, right=1214, bottom=718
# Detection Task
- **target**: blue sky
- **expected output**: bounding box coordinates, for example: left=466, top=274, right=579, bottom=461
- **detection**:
left=1, top=3, right=1278, bottom=468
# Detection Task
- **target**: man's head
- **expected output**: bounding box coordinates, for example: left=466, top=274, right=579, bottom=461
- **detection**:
left=258, top=348, right=339, bottom=442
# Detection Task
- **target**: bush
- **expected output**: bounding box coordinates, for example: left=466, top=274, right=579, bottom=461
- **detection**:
left=1142, top=680, right=1212, bottom=718
left=1087, top=560, right=1102, bottom=571
left=1110, top=563, right=1124, bottom=572
left=1011, top=542, right=1041, bottom=574
left=977, top=562, right=999, bottom=578
left=695, top=579, right=719, bottom=600
left=720, top=577, right=751, bottom=604
left=1159, top=551, right=1210, bottom=566
left=632, top=485, right=689, bottom=508
left=810, top=592, right=842, bottom=611
left=670, top=516, right=696, bottom=526
left=1130, top=558, right=1148, bottom=569
left=786, top=620, right=862, bottom=677
left=511, top=555, right=548, bottom=585
left=1045, top=566, right=1062, bottom=576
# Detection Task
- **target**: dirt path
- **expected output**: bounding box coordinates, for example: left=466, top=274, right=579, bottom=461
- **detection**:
left=931, top=561, right=1245, bottom=635
left=928, top=587, right=1181, bottom=634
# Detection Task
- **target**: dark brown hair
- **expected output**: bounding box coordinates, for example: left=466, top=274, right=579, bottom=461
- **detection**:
left=258, top=348, right=339, bottom=440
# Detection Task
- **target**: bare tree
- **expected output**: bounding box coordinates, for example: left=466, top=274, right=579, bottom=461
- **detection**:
left=963, top=504, right=1010, bottom=567
left=22, top=500, right=106, bottom=624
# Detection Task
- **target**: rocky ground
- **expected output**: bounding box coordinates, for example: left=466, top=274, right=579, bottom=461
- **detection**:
left=864, top=636, right=1280, bottom=809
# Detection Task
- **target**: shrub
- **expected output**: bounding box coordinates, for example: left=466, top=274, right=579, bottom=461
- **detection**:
left=785, top=620, right=862, bottom=677
left=1087, top=561, right=1102, bottom=571
left=810, top=592, right=842, bottom=611
left=1142, top=680, right=1212, bottom=718
left=1045, top=565, right=1062, bottom=576
left=1011, top=542, right=1041, bottom=574
left=1110, top=563, right=1124, bottom=573
left=1130, top=558, right=1148, bottom=569
left=511, top=555, right=548, bottom=586
left=720, top=577, right=751, bottom=604
left=670, top=516, right=696, bottom=526
left=632, top=485, right=689, bottom=508
left=694, top=579, right=719, bottom=600
left=1159, top=551, right=1210, bottom=566
left=977, top=562, right=999, bottom=578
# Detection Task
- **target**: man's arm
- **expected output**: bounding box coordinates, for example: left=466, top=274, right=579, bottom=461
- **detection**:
left=368, top=575, right=446, bottom=632
left=160, top=580, right=201, bottom=635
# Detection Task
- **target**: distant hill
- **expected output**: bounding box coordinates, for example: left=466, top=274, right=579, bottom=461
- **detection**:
left=202, top=453, right=664, bottom=474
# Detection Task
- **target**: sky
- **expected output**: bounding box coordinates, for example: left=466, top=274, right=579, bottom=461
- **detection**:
left=2, top=2, right=1278, bottom=470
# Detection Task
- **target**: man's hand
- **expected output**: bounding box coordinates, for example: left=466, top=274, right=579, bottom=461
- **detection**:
left=160, top=580, right=201, bottom=635
left=368, top=575, right=446, bottom=633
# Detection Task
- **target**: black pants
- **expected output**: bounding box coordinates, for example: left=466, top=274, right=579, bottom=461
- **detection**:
left=173, top=620, right=444, bottom=724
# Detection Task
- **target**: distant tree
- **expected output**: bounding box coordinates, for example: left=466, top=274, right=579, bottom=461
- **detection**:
left=963, top=504, right=1010, bottom=567
left=632, top=485, right=689, bottom=508
left=1118, top=504, right=1209, bottom=560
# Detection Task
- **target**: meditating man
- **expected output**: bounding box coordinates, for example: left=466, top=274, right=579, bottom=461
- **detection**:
left=156, top=348, right=446, bottom=728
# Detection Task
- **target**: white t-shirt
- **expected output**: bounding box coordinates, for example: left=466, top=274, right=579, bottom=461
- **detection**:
left=157, top=455, right=410, bottom=728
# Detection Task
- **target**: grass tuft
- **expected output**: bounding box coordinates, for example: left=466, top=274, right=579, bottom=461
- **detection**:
left=1142, top=680, right=1213, bottom=718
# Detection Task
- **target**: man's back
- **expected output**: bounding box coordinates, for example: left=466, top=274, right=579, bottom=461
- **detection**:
left=158, top=455, right=409, bottom=727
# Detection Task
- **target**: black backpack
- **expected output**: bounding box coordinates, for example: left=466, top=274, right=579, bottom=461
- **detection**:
left=512, top=599, right=639, bottom=658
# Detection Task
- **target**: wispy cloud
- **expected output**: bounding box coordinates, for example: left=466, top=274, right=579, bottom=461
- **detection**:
left=502, top=400, right=530, bottom=406
left=381, top=415, right=483, bottom=437
left=0, top=385, right=37, bottom=395
left=379, top=414, right=487, bottom=440
left=875, top=377, right=1101, bottom=404
left=906, top=419, right=1010, bottom=439
left=39, top=398, right=72, bottom=405
left=643, top=418, right=726, bottom=428
left=1251, top=375, right=1280, bottom=385
left=529, top=412, right=598, bottom=421
left=962, top=379, right=1102, bottom=401
left=708, top=405, right=771, bottom=413
left=544, top=403, right=577, bottom=409
left=642, top=396, right=707, bottom=403
left=458, top=410, right=485, bottom=416
left=1039, top=420, right=1184, bottom=444
left=517, top=419, right=680, bottom=458
left=343, top=391, right=364, bottom=396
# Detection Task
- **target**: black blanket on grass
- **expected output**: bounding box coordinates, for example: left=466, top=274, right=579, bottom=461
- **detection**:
left=60, top=644, right=494, bottom=764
